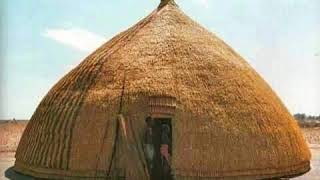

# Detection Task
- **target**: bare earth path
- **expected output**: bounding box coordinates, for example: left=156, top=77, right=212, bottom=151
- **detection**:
left=0, top=152, right=15, bottom=180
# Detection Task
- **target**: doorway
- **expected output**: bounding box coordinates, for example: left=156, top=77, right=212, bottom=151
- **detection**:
left=151, top=118, right=173, bottom=180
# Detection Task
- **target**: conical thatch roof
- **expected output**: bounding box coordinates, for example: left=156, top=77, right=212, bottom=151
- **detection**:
left=14, top=0, right=310, bottom=179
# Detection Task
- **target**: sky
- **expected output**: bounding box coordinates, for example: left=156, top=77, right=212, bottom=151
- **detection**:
left=1, top=0, right=319, bottom=119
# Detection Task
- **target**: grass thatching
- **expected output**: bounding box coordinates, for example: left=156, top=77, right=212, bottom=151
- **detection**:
left=14, top=0, right=310, bottom=179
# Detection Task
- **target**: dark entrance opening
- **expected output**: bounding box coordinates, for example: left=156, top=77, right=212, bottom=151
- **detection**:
left=151, top=118, right=173, bottom=180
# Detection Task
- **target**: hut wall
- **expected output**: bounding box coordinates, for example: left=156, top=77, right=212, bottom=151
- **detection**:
left=171, top=80, right=310, bottom=178
left=13, top=1, right=311, bottom=179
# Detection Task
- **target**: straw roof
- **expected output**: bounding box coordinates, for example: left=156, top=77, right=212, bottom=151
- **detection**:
left=14, top=0, right=311, bottom=179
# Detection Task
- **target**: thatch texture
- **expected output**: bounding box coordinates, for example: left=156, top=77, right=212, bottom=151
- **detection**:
left=14, top=0, right=311, bottom=179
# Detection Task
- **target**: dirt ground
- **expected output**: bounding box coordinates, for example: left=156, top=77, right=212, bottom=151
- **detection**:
left=301, top=127, right=320, bottom=145
left=0, top=121, right=27, bottom=152
left=0, top=124, right=319, bottom=179
left=0, top=152, right=15, bottom=180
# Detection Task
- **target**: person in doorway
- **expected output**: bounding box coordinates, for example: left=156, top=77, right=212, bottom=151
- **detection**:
left=160, top=124, right=173, bottom=180
left=144, top=116, right=155, bottom=176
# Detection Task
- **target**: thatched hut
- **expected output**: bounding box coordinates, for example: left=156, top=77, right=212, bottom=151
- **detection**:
left=13, top=0, right=311, bottom=179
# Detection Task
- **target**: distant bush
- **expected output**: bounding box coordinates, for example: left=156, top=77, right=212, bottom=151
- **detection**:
left=294, top=113, right=320, bottom=128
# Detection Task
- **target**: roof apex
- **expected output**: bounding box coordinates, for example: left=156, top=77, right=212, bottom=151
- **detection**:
left=159, top=0, right=177, bottom=8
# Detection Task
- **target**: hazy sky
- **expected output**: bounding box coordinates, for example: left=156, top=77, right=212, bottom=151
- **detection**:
left=1, top=0, right=319, bottom=119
